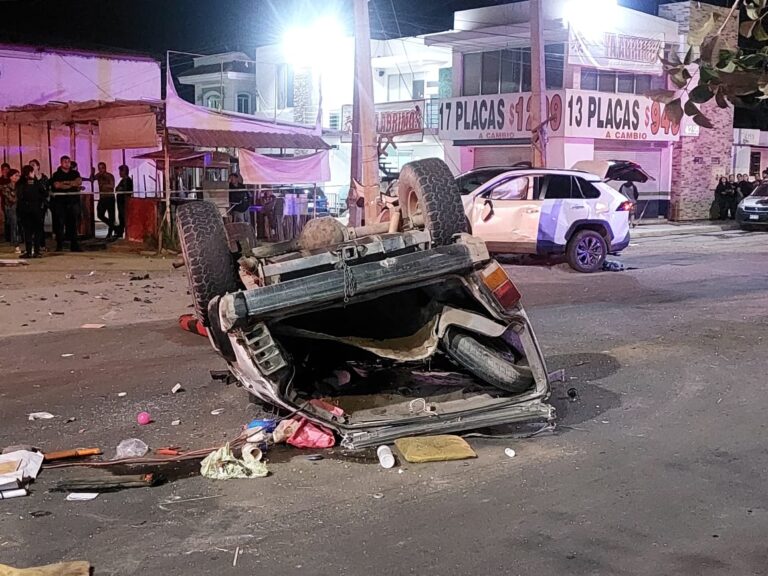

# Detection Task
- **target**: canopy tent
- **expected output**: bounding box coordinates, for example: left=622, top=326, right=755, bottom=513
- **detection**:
left=133, top=148, right=234, bottom=169
left=238, top=149, right=330, bottom=185
left=169, top=126, right=329, bottom=151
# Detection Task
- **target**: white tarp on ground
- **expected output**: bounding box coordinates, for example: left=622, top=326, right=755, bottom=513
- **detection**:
left=238, top=148, right=330, bottom=184
left=165, top=75, right=320, bottom=136
left=99, top=113, right=158, bottom=150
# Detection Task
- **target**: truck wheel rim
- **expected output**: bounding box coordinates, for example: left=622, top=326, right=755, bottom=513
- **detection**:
left=577, top=237, right=602, bottom=268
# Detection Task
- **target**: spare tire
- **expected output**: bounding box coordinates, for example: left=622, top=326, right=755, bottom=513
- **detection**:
left=397, top=158, right=468, bottom=246
left=177, top=201, right=239, bottom=326
left=441, top=327, right=534, bottom=394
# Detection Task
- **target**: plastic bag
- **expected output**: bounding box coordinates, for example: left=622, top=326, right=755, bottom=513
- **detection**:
left=113, top=438, right=149, bottom=460
left=200, top=442, right=268, bottom=480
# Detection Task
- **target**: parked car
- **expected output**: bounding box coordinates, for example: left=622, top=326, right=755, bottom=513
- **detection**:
left=458, top=160, right=651, bottom=273
left=177, top=159, right=554, bottom=449
left=736, top=183, right=768, bottom=230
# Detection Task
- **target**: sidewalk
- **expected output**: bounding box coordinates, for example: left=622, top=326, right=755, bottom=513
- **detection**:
left=631, top=221, right=740, bottom=239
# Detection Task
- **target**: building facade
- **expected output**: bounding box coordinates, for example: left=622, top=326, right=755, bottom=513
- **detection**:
left=427, top=0, right=737, bottom=221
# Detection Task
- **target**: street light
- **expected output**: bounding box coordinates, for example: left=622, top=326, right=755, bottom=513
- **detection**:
left=282, top=16, right=346, bottom=70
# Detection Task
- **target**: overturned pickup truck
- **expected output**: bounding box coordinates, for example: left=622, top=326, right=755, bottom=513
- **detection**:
left=177, top=158, right=554, bottom=449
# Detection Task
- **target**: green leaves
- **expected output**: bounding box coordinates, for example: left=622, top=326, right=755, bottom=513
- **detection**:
left=688, top=84, right=715, bottom=104
left=692, top=114, right=714, bottom=128
left=645, top=89, right=678, bottom=104
left=665, top=99, right=684, bottom=124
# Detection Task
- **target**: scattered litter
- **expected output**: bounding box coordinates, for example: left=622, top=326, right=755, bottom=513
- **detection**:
left=171, top=383, right=184, bottom=394
left=394, top=435, right=477, bottom=463
left=171, top=420, right=181, bottom=426
left=117, top=392, right=127, bottom=397
left=233, top=547, right=240, bottom=567
left=28, top=412, right=55, bottom=420
left=602, top=260, right=625, bottom=272
left=247, top=418, right=277, bottom=432
left=94, top=295, right=109, bottom=300
left=87, top=271, right=95, bottom=276
left=66, top=492, right=99, bottom=501
left=56, top=473, right=158, bottom=492
left=377, top=445, right=396, bottom=469
left=43, top=448, right=101, bottom=462
left=65, top=417, right=77, bottom=423
left=114, top=438, right=149, bottom=460
left=567, top=388, right=579, bottom=401
left=136, top=411, right=152, bottom=425
left=0, top=561, right=90, bottom=575
left=80, top=324, right=105, bottom=329
left=601, top=420, right=610, bottom=424
left=65, top=274, right=76, bottom=280
left=306, top=454, right=324, bottom=462
left=504, top=448, right=517, bottom=458
left=133, top=297, right=142, bottom=302
left=281, top=417, right=335, bottom=449
left=130, top=273, right=150, bottom=281
left=49, top=311, right=65, bottom=316
left=73, top=290, right=89, bottom=295
left=575, top=360, right=589, bottom=366
left=143, top=299, right=153, bottom=304
left=60, top=354, right=74, bottom=358
left=372, top=493, right=384, bottom=499
left=0, top=450, right=43, bottom=492
left=200, top=442, right=268, bottom=480
left=210, top=408, right=225, bottom=416
left=29, top=510, right=52, bottom=518
left=0, top=488, right=28, bottom=499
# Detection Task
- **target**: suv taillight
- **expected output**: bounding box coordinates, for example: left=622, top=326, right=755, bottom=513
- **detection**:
left=617, top=201, right=633, bottom=212
left=480, top=261, right=522, bottom=310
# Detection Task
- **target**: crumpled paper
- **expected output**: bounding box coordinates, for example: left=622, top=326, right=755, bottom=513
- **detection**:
left=200, top=442, right=268, bottom=480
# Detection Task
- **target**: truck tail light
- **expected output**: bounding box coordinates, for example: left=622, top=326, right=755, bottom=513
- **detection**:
left=480, top=261, right=522, bottom=310
left=617, top=201, right=633, bottom=212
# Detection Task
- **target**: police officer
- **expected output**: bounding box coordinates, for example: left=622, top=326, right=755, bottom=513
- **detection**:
left=50, top=155, right=83, bottom=252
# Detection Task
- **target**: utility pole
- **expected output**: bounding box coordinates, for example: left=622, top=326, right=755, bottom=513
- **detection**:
left=530, top=0, right=548, bottom=168
left=350, top=0, right=379, bottom=226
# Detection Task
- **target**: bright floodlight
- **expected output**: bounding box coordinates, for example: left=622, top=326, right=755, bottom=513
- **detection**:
left=563, top=0, right=618, bottom=36
left=283, top=17, right=346, bottom=70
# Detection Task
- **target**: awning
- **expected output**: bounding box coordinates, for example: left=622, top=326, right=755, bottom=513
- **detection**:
left=238, top=149, right=330, bottom=184
left=133, top=148, right=234, bottom=169
left=0, top=99, right=163, bottom=124
left=170, top=127, right=330, bottom=151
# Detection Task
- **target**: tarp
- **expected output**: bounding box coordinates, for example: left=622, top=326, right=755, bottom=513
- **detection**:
left=238, top=149, right=330, bottom=184
left=99, top=113, right=158, bottom=150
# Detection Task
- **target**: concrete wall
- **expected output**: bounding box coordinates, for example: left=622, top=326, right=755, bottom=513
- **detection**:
left=659, top=2, right=738, bottom=221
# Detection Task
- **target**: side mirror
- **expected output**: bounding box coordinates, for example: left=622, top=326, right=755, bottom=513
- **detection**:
left=481, top=199, right=494, bottom=222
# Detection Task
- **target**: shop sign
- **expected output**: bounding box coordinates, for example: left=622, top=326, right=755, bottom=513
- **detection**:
left=569, top=30, right=664, bottom=74
left=437, top=92, right=565, bottom=141
left=564, top=90, right=680, bottom=142
left=341, top=100, right=425, bottom=143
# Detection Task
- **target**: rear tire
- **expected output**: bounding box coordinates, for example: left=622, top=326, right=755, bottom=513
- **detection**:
left=177, top=201, right=239, bottom=326
left=441, top=327, right=534, bottom=394
left=566, top=229, right=607, bottom=273
left=397, top=158, right=468, bottom=246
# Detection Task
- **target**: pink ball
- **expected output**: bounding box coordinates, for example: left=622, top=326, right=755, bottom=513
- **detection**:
left=136, top=411, right=152, bottom=425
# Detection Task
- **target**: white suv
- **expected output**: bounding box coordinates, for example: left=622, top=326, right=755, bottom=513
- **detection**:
left=458, top=161, right=648, bottom=273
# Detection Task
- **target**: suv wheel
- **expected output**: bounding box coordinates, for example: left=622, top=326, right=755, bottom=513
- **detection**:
left=566, top=229, right=607, bottom=273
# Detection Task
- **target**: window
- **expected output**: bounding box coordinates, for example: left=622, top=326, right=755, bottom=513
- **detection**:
left=412, top=79, right=425, bottom=99
left=541, top=175, right=574, bottom=199
left=487, top=176, right=533, bottom=201
left=481, top=51, right=501, bottom=95
left=500, top=50, right=521, bottom=93
left=237, top=93, right=251, bottom=114
left=617, top=74, right=635, bottom=94
left=575, top=178, right=602, bottom=199
left=581, top=68, right=598, bottom=91
left=634, top=75, right=652, bottom=95
left=277, top=64, right=294, bottom=108
left=545, top=44, right=565, bottom=89
left=598, top=71, right=617, bottom=92
left=463, top=52, right=482, bottom=96
left=205, top=91, right=222, bottom=110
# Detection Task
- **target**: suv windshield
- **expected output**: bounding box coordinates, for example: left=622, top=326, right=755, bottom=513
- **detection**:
left=752, top=183, right=768, bottom=197
left=456, top=168, right=508, bottom=195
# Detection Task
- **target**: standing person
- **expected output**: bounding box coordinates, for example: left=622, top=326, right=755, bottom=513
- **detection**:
left=114, top=164, right=133, bottom=239
left=16, top=165, right=46, bottom=258
left=714, top=176, right=734, bottom=220
left=88, top=162, right=116, bottom=240
left=30, top=160, right=50, bottom=251
left=0, top=163, right=11, bottom=243
left=50, top=155, right=83, bottom=252
left=228, top=172, right=249, bottom=223
left=1, top=169, right=20, bottom=253
left=618, top=180, right=639, bottom=228
left=739, top=173, right=754, bottom=198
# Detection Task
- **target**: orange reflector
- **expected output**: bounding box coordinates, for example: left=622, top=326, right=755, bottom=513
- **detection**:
left=481, top=262, right=521, bottom=310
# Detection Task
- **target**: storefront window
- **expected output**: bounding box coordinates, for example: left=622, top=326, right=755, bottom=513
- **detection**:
left=545, top=44, right=565, bottom=89
left=581, top=68, right=598, bottom=90
left=500, top=50, right=522, bottom=93
left=617, top=74, right=635, bottom=94
left=598, top=71, right=617, bottom=92
left=634, top=75, right=652, bottom=95
left=462, top=52, right=482, bottom=96
left=482, top=51, right=501, bottom=94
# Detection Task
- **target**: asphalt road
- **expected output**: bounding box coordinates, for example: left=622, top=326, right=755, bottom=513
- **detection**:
left=1, top=230, right=767, bottom=575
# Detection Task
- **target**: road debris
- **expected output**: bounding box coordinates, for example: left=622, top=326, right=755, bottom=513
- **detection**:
left=0, top=450, right=43, bottom=493
left=377, top=445, right=396, bottom=469
left=130, top=273, right=150, bottom=281
left=394, top=435, right=477, bottom=463
left=43, top=448, right=101, bottom=462
left=60, top=354, right=74, bottom=358
left=210, top=409, right=224, bottom=416
left=136, top=411, right=152, bottom=425
left=0, top=561, right=91, bottom=575
left=504, top=448, right=516, bottom=458
left=117, top=392, right=127, bottom=397
left=66, top=492, right=99, bottom=501
left=372, top=492, right=384, bottom=499
left=80, top=324, right=105, bottom=329
left=567, top=388, right=579, bottom=402
left=171, top=419, right=181, bottom=426
left=0, top=488, right=28, bottom=500
left=274, top=417, right=335, bottom=449
left=114, top=438, right=149, bottom=459
left=56, top=472, right=158, bottom=492
left=200, top=442, right=268, bottom=480
left=28, top=412, right=55, bottom=420
left=171, top=383, right=184, bottom=394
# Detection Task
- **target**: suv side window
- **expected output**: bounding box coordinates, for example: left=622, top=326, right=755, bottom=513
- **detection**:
left=485, top=176, right=533, bottom=201
left=539, top=175, right=575, bottom=200
left=575, top=177, right=602, bottom=199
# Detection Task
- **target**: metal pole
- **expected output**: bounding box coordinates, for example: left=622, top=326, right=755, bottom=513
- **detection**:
left=530, top=0, right=548, bottom=168
left=17, top=124, right=22, bottom=167
left=351, top=0, right=380, bottom=224
left=160, top=127, right=171, bottom=253
left=46, top=121, right=53, bottom=176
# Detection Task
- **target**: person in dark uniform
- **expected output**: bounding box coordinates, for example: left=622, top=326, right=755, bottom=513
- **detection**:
left=50, top=155, right=83, bottom=252
left=30, top=160, right=50, bottom=251
left=16, top=165, right=47, bottom=258
left=114, top=164, right=133, bottom=239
